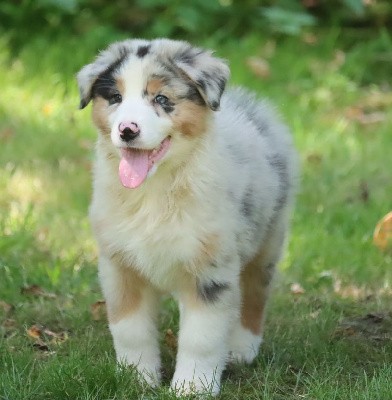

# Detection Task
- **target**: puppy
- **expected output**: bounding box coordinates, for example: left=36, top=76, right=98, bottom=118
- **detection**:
left=77, top=38, right=298, bottom=396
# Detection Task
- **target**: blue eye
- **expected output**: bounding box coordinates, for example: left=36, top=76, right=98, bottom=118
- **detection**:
left=108, top=93, right=122, bottom=105
left=154, top=95, right=169, bottom=106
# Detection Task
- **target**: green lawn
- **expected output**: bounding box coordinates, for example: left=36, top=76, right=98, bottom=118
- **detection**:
left=1, top=29, right=391, bottom=399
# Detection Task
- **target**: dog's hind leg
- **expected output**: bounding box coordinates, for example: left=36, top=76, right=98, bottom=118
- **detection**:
left=228, top=212, right=289, bottom=364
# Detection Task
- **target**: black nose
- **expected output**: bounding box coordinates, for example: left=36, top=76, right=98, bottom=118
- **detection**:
left=120, top=127, right=139, bottom=142
left=119, top=122, right=140, bottom=142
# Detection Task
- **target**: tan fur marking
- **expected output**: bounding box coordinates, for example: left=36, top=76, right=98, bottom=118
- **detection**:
left=240, top=247, right=274, bottom=335
left=179, top=274, right=205, bottom=310
left=116, top=77, right=125, bottom=96
left=106, top=254, right=146, bottom=324
left=92, top=97, right=111, bottom=135
left=172, top=100, right=209, bottom=137
left=146, top=78, right=165, bottom=95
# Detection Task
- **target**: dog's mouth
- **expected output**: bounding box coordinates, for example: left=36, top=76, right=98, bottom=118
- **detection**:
left=118, top=136, right=172, bottom=189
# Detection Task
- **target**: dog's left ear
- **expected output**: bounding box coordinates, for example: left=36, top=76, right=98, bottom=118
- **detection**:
left=174, top=47, right=230, bottom=111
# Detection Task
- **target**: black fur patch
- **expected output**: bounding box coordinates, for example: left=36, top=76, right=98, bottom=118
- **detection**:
left=91, top=71, right=117, bottom=101
left=241, top=187, right=254, bottom=218
left=177, top=85, right=206, bottom=106
left=91, top=52, right=128, bottom=101
left=161, top=102, right=175, bottom=114
left=137, top=45, right=151, bottom=58
left=197, top=280, right=229, bottom=303
left=268, top=154, right=289, bottom=212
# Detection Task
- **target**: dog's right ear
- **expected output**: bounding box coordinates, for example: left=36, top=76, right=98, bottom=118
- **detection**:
left=77, top=63, right=97, bottom=109
left=76, top=42, right=131, bottom=109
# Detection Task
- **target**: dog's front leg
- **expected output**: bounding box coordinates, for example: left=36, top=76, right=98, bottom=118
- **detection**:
left=172, top=270, right=240, bottom=396
left=99, top=255, right=161, bottom=386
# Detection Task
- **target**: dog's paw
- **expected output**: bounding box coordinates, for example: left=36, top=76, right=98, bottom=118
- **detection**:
left=228, top=326, right=262, bottom=364
left=171, top=373, right=220, bottom=397
left=137, top=365, right=161, bottom=388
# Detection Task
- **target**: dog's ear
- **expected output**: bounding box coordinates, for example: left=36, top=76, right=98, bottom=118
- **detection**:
left=173, top=46, right=230, bottom=111
left=76, top=42, right=130, bottom=109
left=77, top=62, right=98, bottom=109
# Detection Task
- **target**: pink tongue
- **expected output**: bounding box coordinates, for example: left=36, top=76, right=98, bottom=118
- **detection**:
left=119, top=149, right=150, bottom=189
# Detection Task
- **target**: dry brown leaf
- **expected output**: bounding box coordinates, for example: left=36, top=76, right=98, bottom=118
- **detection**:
left=357, top=112, right=386, bottom=125
left=374, top=212, right=392, bottom=251
left=27, top=325, right=43, bottom=339
left=165, top=328, right=177, bottom=351
left=246, top=57, right=270, bottom=79
left=45, top=329, right=69, bottom=344
left=345, top=106, right=386, bottom=125
left=290, top=283, right=305, bottom=295
left=91, top=300, right=106, bottom=321
left=0, top=300, right=13, bottom=314
left=306, top=152, right=323, bottom=164
left=21, top=284, right=56, bottom=299
left=27, top=324, right=69, bottom=349
left=2, top=318, right=17, bottom=329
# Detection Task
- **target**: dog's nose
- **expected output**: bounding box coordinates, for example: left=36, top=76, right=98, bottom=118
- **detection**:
left=119, top=122, right=140, bottom=142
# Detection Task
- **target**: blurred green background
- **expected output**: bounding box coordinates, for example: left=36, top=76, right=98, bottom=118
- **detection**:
left=2, top=0, right=392, bottom=48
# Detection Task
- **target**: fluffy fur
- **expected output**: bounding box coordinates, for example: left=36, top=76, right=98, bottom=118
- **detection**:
left=77, top=38, right=298, bottom=396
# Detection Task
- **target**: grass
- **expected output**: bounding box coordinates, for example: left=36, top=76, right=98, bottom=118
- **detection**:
left=1, top=27, right=391, bottom=399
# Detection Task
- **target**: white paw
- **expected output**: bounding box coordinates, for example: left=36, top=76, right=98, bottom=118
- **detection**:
left=171, top=371, right=220, bottom=397
left=116, top=352, right=161, bottom=387
left=228, top=326, right=262, bottom=364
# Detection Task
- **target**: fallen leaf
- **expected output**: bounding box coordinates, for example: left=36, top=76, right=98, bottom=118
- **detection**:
left=246, top=57, right=270, bottom=78
left=2, top=318, right=17, bottom=328
left=290, top=283, right=305, bottom=295
left=43, top=328, right=69, bottom=343
left=345, top=106, right=386, bottom=125
left=21, top=285, right=56, bottom=299
left=306, top=152, right=323, bottom=164
left=91, top=300, right=106, bottom=321
left=27, top=324, right=69, bottom=350
left=373, top=212, right=392, bottom=251
left=27, top=325, right=43, bottom=339
left=357, top=111, right=386, bottom=125
left=0, top=301, right=13, bottom=314
left=165, top=328, right=177, bottom=351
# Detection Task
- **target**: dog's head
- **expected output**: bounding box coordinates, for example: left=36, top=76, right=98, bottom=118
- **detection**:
left=77, top=39, right=229, bottom=189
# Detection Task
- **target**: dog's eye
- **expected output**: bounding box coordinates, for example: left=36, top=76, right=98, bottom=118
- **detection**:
left=154, top=95, right=169, bottom=106
left=108, top=93, right=122, bottom=105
